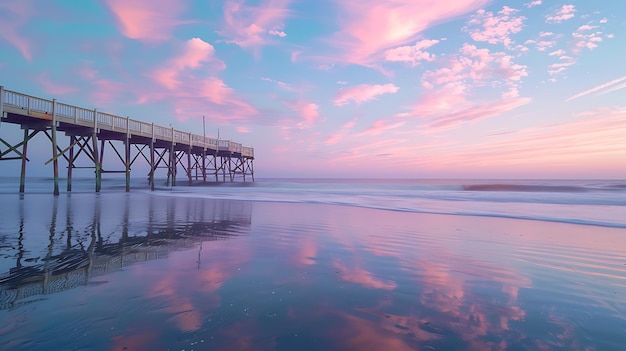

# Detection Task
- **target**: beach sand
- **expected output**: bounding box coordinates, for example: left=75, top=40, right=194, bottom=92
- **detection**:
left=1, top=192, right=625, bottom=350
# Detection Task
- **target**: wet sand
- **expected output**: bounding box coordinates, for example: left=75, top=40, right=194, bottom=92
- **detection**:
left=1, top=192, right=625, bottom=350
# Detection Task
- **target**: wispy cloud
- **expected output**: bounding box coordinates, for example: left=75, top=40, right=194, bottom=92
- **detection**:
left=405, top=43, right=529, bottom=130
left=285, top=99, right=319, bottom=126
left=358, top=119, right=406, bottom=136
left=0, top=0, right=33, bottom=60
left=105, top=0, right=186, bottom=43
left=447, top=107, right=626, bottom=167
left=328, top=0, right=489, bottom=65
left=566, top=75, right=626, bottom=101
left=36, top=72, right=77, bottom=95
left=152, top=38, right=225, bottom=89
left=325, top=118, right=358, bottom=145
left=525, top=0, right=542, bottom=8
left=219, top=0, right=291, bottom=50
left=424, top=97, right=531, bottom=132
left=547, top=55, right=576, bottom=75
left=145, top=38, right=257, bottom=123
left=334, top=83, right=399, bottom=106
left=546, top=4, right=576, bottom=23
left=260, top=77, right=295, bottom=91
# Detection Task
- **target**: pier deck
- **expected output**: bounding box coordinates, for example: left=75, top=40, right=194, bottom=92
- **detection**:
left=0, top=86, right=254, bottom=193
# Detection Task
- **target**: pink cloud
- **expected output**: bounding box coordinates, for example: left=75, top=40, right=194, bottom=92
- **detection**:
left=535, top=40, right=556, bottom=51
left=171, top=77, right=258, bottom=122
left=404, top=43, right=529, bottom=129
left=548, top=49, right=566, bottom=56
left=64, top=61, right=130, bottom=106
left=325, top=118, right=358, bottom=145
left=268, top=29, right=286, bottom=37
left=260, top=77, right=295, bottom=91
left=37, top=73, right=77, bottom=95
left=525, top=0, right=542, bottom=7
left=546, top=4, right=576, bottom=23
left=422, top=44, right=527, bottom=89
left=566, top=74, right=626, bottom=101
left=577, top=24, right=598, bottom=31
left=548, top=56, right=576, bottom=75
left=445, top=107, right=626, bottom=167
left=424, top=97, right=531, bottom=131
left=141, top=38, right=257, bottom=123
left=359, top=119, right=406, bottom=136
left=412, top=83, right=469, bottom=117
left=572, top=28, right=604, bottom=52
left=464, top=6, right=525, bottom=47
left=334, top=83, right=399, bottom=106
left=219, top=0, right=291, bottom=49
left=0, top=1, right=33, bottom=60
left=152, top=38, right=225, bottom=90
left=105, top=0, right=186, bottom=42
left=329, top=0, right=490, bottom=65
left=597, top=82, right=626, bottom=96
left=384, top=39, right=440, bottom=65
left=285, top=100, right=320, bottom=126
left=236, top=126, right=251, bottom=133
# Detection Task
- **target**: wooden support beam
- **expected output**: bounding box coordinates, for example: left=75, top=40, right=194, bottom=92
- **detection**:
left=131, top=144, right=148, bottom=165
left=250, top=159, right=255, bottom=182
left=93, top=108, right=101, bottom=193
left=1, top=137, right=27, bottom=159
left=187, top=136, right=192, bottom=186
left=51, top=99, right=59, bottom=196
left=125, top=137, right=130, bottom=192
left=149, top=141, right=155, bottom=191
left=0, top=129, right=38, bottom=160
left=202, top=149, right=207, bottom=183
left=170, top=140, right=176, bottom=187
left=44, top=135, right=79, bottom=165
left=19, top=128, right=29, bottom=193
left=67, top=135, right=74, bottom=192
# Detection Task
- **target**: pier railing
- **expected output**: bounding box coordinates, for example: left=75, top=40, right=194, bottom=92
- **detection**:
left=1, top=88, right=253, bottom=157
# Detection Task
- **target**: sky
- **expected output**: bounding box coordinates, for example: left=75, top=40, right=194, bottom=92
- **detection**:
left=0, top=0, right=625, bottom=179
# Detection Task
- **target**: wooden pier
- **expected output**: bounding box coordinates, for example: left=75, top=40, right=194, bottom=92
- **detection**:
left=0, top=86, right=254, bottom=194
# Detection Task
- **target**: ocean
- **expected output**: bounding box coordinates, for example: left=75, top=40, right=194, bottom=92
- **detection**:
left=0, top=177, right=625, bottom=350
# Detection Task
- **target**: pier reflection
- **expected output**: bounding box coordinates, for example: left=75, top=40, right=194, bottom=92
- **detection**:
left=0, top=193, right=252, bottom=309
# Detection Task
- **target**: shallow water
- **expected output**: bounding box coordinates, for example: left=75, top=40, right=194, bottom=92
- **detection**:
left=1, top=180, right=625, bottom=350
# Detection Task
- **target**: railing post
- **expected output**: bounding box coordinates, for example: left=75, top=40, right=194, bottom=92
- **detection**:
left=74, top=106, right=77, bottom=124
left=0, top=86, right=4, bottom=120
left=151, top=123, right=155, bottom=141
left=94, top=108, right=98, bottom=130
left=27, top=95, right=31, bottom=114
